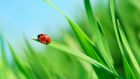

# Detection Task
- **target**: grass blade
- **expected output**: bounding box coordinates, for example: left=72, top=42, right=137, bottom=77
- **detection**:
left=65, top=16, right=101, bottom=61
left=44, top=0, right=107, bottom=64
left=84, top=1, right=118, bottom=76
left=34, top=39, right=119, bottom=78
left=84, top=0, right=96, bottom=35
left=0, top=34, right=7, bottom=79
left=8, top=44, right=30, bottom=78
left=24, top=38, right=52, bottom=79
left=96, top=21, right=118, bottom=74
left=117, top=20, right=140, bottom=77
left=109, top=0, right=139, bottom=78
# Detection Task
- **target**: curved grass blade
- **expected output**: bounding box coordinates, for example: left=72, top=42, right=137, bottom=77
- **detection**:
left=0, top=34, right=7, bottom=79
left=8, top=44, right=31, bottom=78
left=65, top=16, right=103, bottom=61
left=109, top=0, right=139, bottom=78
left=128, top=0, right=140, bottom=10
left=44, top=0, right=111, bottom=66
left=117, top=20, right=140, bottom=77
left=117, top=20, right=137, bottom=79
left=34, top=39, right=119, bottom=78
left=97, top=21, right=114, bottom=65
left=84, top=1, right=118, bottom=77
left=24, top=38, right=52, bottom=79
left=84, top=0, right=97, bottom=39
left=84, top=0, right=117, bottom=75
left=96, top=21, right=118, bottom=76
left=44, top=0, right=101, bottom=61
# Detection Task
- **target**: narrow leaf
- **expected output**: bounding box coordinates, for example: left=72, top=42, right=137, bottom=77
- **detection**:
left=8, top=44, right=30, bottom=78
left=109, top=0, right=139, bottom=78
left=34, top=39, right=119, bottom=78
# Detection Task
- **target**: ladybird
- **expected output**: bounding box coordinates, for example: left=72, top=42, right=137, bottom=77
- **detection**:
left=37, top=34, right=51, bottom=44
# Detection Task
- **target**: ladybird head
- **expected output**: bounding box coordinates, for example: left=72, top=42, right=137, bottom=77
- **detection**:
left=37, top=34, right=41, bottom=38
left=37, top=34, right=47, bottom=38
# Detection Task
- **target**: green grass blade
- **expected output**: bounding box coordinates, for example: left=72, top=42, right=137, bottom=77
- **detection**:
left=84, top=0, right=97, bottom=39
left=84, top=0, right=95, bottom=25
left=24, top=37, right=37, bottom=56
left=117, top=20, right=140, bottom=76
left=123, top=54, right=137, bottom=79
left=8, top=44, right=30, bottom=78
left=109, top=0, right=139, bottom=78
left=128, top=0, right=140, bottom=10
left=44, top=0, right=107, bottom=63
left=24, top=38, right=52, bottom=79
left=116, top=19, right=137, bottom=79
left=83, top=0, right=100, bottom=61
left=96, top=21, right=117, bottom=74
left=43, top=2, right=119, bottom=78
left=65, top=16, right=100, bottom=60
left=84, top=1, right=117, bottom=76
left=34, top=39, right=119, bottom=78
left=84, top=0, right=116, bottom=72
left=43, top=0, right=65, bottom=16
left=0, top=34, right=7, bottom=79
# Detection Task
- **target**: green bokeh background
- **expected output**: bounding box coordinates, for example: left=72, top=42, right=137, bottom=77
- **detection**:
left=0, top=0, right=140, bottom=79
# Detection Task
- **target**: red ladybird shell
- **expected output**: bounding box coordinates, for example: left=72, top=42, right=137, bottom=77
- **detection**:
left=38, top=34, right=51, bottom=44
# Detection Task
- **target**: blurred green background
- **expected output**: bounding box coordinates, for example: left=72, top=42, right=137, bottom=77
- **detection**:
left=0, top=0, right=140, bottom=79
